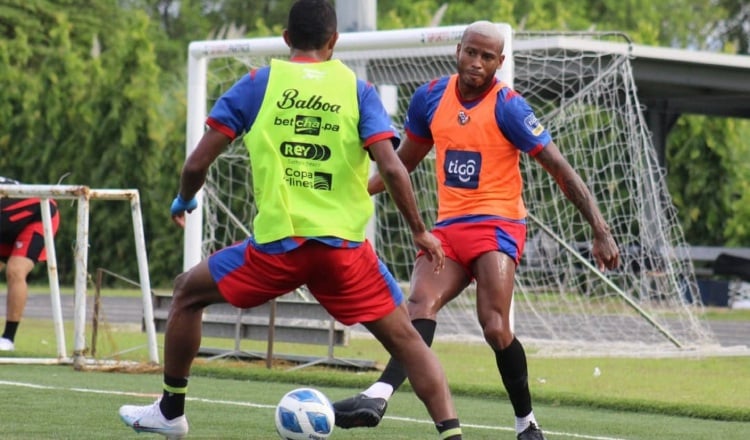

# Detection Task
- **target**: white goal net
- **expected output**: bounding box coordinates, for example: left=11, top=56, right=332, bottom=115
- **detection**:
left=185, top=25, right=718, bottom=355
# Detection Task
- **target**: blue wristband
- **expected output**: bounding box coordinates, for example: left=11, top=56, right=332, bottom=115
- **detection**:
left=171, top=194, right=198, bottom=216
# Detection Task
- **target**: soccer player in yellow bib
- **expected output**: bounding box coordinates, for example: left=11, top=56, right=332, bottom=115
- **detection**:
left=118, top=1, right=463, bottom=439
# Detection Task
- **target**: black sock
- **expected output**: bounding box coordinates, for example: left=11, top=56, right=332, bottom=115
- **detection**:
left=2, top=321, right=19, bottom=341
left=495, top=337, right=532, bottom=417
left=378, top=319, right=437, bottom=390
left=159, top=375, right=188, bottom=420
left=436, top=418, right=462, bottom=439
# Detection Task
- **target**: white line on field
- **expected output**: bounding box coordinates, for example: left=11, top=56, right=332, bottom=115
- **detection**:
left=0, top=380, right=629, bottom=440
left=384, top=415, right=629, bottom=440
left=0, top=380, right=275, bottom=409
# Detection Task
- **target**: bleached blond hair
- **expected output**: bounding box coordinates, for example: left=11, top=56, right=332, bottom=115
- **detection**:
left=462, top=20, right=504, bottom=47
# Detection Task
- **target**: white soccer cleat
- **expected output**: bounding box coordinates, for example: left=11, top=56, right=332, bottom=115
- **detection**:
left=0, top=337, right=14, bottom=351
left=119, top=400, right=189, bottom=439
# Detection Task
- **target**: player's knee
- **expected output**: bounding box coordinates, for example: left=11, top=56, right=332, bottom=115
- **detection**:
left=406, top=292, right=441, bottom=319
left=172, top=270, right=221, bottom=311
left=482, top=322, right=514, bottom=350
left=5, top=260, right=33, bottom=283
left=5, top=268, right=27, bottom=284
left=173, top=271, right=189, bottom=292
left=5, top=264, right=33, bottom=284
left=171, top=272, right=197, bottom=308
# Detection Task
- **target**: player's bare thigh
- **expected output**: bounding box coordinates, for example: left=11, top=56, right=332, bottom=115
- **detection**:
left=407, top=255, right=470, bottom=319
left=173, top=260, right=226, bottom=309
left=472, top=250, right=516, bottom=348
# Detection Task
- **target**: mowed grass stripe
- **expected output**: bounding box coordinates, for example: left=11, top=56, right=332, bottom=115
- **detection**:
left=2, top=364, right=749, bottom=439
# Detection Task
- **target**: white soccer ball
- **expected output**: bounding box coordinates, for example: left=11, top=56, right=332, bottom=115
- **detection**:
left=275, top=387, right=335, bottom=440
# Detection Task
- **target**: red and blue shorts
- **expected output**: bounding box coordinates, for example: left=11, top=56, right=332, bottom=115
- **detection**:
left=207, top=238, right=403, bottom=326
left=0, top=199, right=60, bottom=263
left=419, top=215, right=527, bottom=277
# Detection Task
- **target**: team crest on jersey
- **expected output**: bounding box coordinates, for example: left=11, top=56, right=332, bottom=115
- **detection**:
left=457, top=111, right=470, bottom=125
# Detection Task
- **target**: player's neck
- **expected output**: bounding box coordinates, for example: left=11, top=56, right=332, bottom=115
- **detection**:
left=457, top=78, right=497, bottom=102
left=289, top=49, right=331, bottom=62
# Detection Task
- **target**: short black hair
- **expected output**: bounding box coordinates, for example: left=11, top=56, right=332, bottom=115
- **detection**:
left=286, top=0, right=337, bottom=50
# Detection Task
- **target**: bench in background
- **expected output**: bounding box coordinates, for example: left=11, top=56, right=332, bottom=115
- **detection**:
left=679, top=247, right=750, bottom=308
left=151, top=293, right=376, bottom=370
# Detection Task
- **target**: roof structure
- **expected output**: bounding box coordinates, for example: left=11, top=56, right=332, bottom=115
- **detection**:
left=515, top=35, right=750, bottom=165
left=630, top=43, right=750, bottom=119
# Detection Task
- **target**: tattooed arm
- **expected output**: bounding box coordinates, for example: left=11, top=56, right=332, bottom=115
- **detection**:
left=533, top=141, right=620, bottom=271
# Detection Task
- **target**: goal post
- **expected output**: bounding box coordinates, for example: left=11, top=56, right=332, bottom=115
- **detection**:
left=0, top=184, right=159, bottom=366
left=184, top=25, right=718, bottom=355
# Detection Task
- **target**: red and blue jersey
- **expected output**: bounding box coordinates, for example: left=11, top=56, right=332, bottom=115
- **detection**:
left=405, top=74, right=551, bottom=222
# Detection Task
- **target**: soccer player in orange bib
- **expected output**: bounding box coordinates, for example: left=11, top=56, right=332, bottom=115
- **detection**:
left=333, top=20, right=620, bottom=440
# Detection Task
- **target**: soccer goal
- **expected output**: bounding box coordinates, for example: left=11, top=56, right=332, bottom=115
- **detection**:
left=0, top=184, right=159, bottom=366
left=184, top=25, right=718, bottom=355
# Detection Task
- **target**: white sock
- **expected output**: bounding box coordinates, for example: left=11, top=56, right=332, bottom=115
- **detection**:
left=362, top=382, right=394, bottom=400
left=515, top=411, right=537, bottom=433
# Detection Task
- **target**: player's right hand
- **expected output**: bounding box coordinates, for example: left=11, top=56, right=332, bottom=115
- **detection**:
left=170, top=195, right=197, bottom=228
left=413, top=231, right=445, bottom=274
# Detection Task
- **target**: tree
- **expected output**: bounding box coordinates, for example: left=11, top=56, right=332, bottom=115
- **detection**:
left=1, top=1, right=184, bottom=285
left=122, top=0, right=292, bottom=74
left=706, top=1, right=750, bottom=53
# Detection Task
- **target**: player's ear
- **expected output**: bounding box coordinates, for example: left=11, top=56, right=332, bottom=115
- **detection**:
left=282, top=29, right=291, bottom=48
left=327, top=31, right=339, bottom=50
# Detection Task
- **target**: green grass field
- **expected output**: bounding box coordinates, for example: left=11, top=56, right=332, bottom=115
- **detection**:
left=1, top=362, right=749, bottom=439
left=1, top=289, right=749, bottom=439
left=2, top=322, right=750, bottom=439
